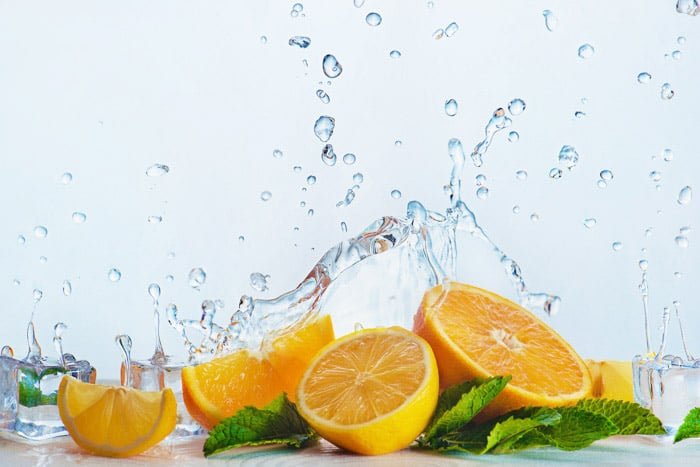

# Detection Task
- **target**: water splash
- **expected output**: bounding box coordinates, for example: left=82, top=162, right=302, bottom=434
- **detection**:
left=674, top=301, right=694, bottom=361
left=53, top=322, right=67, bottom=367
left=115, top=334, right=133, bottom=386
left=25, top=289, right=44, bottom=363
left=470, top=108, right=512, bottom=167
left=148, top=283, right=165, bottom=361
left=638, top=260, right=652, bottom=355
left=542, top=10, right=557, bottom=32
left=676, top=0, right=700, bottom=15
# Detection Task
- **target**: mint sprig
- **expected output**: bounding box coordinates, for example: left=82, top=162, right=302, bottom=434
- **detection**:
left=417, top=377, right=666, bottom=454
left=674, top=407, right=700, bottom=443
left=203, top=394, right=317, bottom=457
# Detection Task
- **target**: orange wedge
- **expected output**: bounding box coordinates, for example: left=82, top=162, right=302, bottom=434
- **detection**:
left=296, top=327, right=439, bottom=455
left=182, top=314, right=334, bottom=430
left=57, top=376, right=176, bottom=457
left=586, top=359, right=633, bottom=401
left=413, top=282, right=591, bottom=420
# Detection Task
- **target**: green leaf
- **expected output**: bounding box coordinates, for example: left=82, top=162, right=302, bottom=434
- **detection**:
left=534, top=407, right=618, bottom=451
left=674, top=407, right=700, bottom=443
left=203, top=393, right=317, bottom=457
left=576, top=399, right=665, bottom=435
left=420, top=376, right=510, bottom=447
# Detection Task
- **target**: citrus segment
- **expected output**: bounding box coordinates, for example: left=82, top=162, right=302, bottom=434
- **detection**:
left=58, top=376, right=176, bottom=458
left=182, top=314, right=334, bottom=430
left=413, top=282, right=591, bottom=419
left=296, top=327, right=439, bottom=455
left=586, top=359, right=633, bottom=402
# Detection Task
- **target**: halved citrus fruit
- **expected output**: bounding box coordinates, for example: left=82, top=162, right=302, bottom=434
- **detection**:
left=413, top=282, right=591, bottom=420
left=586, top=359, right=633, bottom=401
left=296, top=327, right=439, bottom=455
left=182, top=314, right=334, bottom=430
left=58, top=376, right=176, bottom=457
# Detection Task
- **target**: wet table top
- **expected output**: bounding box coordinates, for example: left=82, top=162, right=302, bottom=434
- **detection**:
left=1, top=434, right=700, bottom=466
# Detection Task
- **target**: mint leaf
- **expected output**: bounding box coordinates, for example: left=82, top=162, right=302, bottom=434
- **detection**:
left=203, top=393, right=317, bottom=457
left=420, top=376, right=510, bottom=447
left=534, top=407, right=618, bottom=451
left=576, top=399, right=665, bottom=435
left=674, top=407, right=700, bottom=443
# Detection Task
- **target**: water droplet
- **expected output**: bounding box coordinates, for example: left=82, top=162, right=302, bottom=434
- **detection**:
left=663, top=148, right=674, bottom=162
left=649, top=171, right=662, bottom=182
left=675, top=271, right=683, bottom=279
left=433, top=28, right=445, bottom=40
left=475, top=174, right=487, bottom=186
left=32, top=288, right=43, bottom=303
left=238, top=235, right=245, bottom=243
left=600, top=170, right=614, bottom=181
left=476, top=186, right=489, bottom=200
left=549, top=167, right=563, bottom=179
left=340, top=221, right=348, bottom=233
left=512, top=205, right=521, bottom=214
left=583, top=218, right=597, bottom=229
left=300, top=201, right=306, bottom=207
left=445, top=22, right=459, bottom=37
left=637, top=72, right=652, bottom=84
left=108, top=268, right=122, bottom=282
left=507, top=131, right=519, bottom=143
left=148, top=283, right=161, bottom=302
left=303, top=175, right=316, bottom=187
left=146, top=164, right=169, bottom=177
left=645, top=227, right=653, bottom=237
left=316, top=89, right=330, bottom=104
left=61, top=172, right=73, bottom=184
left=290, top=3, right=304, bottom=16
left=677, top=0, right=700, bottom=15
left=272, top=149, right=284, bottom=159
left=39, top=256, right=47, bottom=264
left=389, top=50, right=401, bottom=58
left=672, top=50, right=682, bottom=60
left=62, top=280, right=72, bottom=296
left=72, top=212, right=87, bottom=224
left=444, top=99, right=458, bottom=117
left=508, top=98, right=526, bottom=115
left=678, top=186, right=692, bottom=205
left=288, top=36, right=311, bottom=48
left=542, top=10, right=557, bottom=31
left=578, top=43, right=595, bottom=59
left=321, top=144, right=337, bottom=166
left=250, top=272, right=270, bottom=292
left=260, top=191, right=272, bottom=201
left=530, top=213, right=540, bottom=222
left=427, top=1, right=434, bottom=8
left=573, top=111, right=586, bottom=119
left=394, top=140, right=402, bottom=147
left=1, top=345, right=13, bottom=357
left=597, top=179, right=608, bottom=189
left=33, top=225, right=48, bottom=238
left=293, top=165, right=302, bottom=173
left=17, top=235, right=26, bottom=245
left=188, top=267, right=207, bottom=290
left=558, top=145, right=579, bottom=170
left=343, top=153, right=356, bottom=165
left=680, top=226, right=691, bottom=235
left=165, top=274, right=174, bottom=282
left=353, top=0, right=365, bottom=7
left=307, top=208, right=314, bottom=217
left=322, top=54, right=343, bottom=79
left=353, top=172, right=364, bottom=184
left=612, top=241, right=623, bottom=251
left=313, top=116, right=335, bottom=142
left=390, top=189, right=402, bottom=199
left=260, top=35, right=268, bottom=44
left=661, top=83, right=675, bottom=100
left=366, top=12, right=382, bottom=26
left=675, top=235, right=689, bottom=248
left=515, top=170, right=528, bottom=180
left=638, top=259, right=649, bottom=271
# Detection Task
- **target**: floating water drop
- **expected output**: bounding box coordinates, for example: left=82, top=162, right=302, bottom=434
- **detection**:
left=678, top=36, right=687, bottom=45
left=680, top=226, right=691, bottom=235
left=366, top=12, right=382, bottom=26
left=146, top=164, right=169, bottom=177
left=260, top=36, right=268, bottom=44
left=542, top=10, right=557, bottom=31
left=17, top=235, right=26, bottom=245
left=340, top=221, right=348, bottom=233
left=515, top=170, right=528, bottom=180
left=445, top=22, right=459, bottom=37
left=316, top=89, right=330, bottom=104
left=444, top=99, right=458, bottom=116
left=583, top=218, right=597, bottom=229
left=307, top=208, right=314, bottom=217
left=313, top=116, right=335, bottom=142
left=508, top=98, right=526, bottom=115
left=574, top=111, right=586, bottom=119
left=394, top=140, right=402, bottom=147
left=612, top=241, right=623, bottom=251
left=62, top=280, right=72, bottom=296
left=343, top=153, right=356, bottom=165
left=677, top=0, right=700, bottom=15
left=13, top=279, right=20, bottom=286
left=660, top=83, right=675, bottom=100
left=288, top=36, right=311, bottom=48
left=390, top=189, right=402, bottom=199
left=39, top=256, right=47, bottom=264
left=165, top=274, right=174, bottom=282
left=558, top=145, right=579, bottom=170
left=322, top=54, right=343, bottom=78
left=238, top=235, right=245, bottom=243
left=33, top=226, right=48, bottom=238
left=321, top=144, right=337, bottom=166
left=577, top=43, right=595, bottom=59
left=530, top=213, right=540, bottom=222
left=427, top=1, right=434, bottom=8
left=290, top=2, right=303, bottom=17
left=675, top=271, right=683, bottom=279
left=353, top=172, right=364, bottom=184
left=389, top=50, right=401, bottom=58
left=61, top=172, right=73, bottom=184
left=675, top=235, right=689, bottom=248
left=470, top=108, right=511, bottom=167
left=671, top=50, right=682, bottom=61
left=115, top=334, right=133, bottom=386
left=108, top=268, right=122, bottom=282
left=639, top=259, right=649, bottom=271
left=600, top=170, right=614, bottom=181
left=649, top=171, right=662, bottom=182
left=432, top=28, right=444, bottom=40
left=260, top=191, right=272, bottom=201
left=188, top=267, right=206, bottom=290
left=272, top=149, right=284, bottom=159
left=476, top=186, right=489, bottom=200
left=512, top=205, right=521, bottom=214
left=306, top=175, right=317, bottom=185
left=663, top=148, right=673, bottom=162
left=353, top=0, right=365, bottom=7
left=508, top=131, right=519, bottom=143
left=637, top=72, right=651, bottom=84
left=0, top=346, right=13, bottom=357
left=597, top=179, right=607, bottom=189
left=250, top=272, right=270, bottom=292
left=148, top=283, right=161, bottom=302
left=71, top=211, right=87, bottom=224
left=678, top=186, right=692, bottom=205
left=293, top=165, right=302, bottom=173
left=549, top=167, right=563, bottom=179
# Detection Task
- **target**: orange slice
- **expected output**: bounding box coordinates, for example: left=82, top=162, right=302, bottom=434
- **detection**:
left=413, top=282, right=591, bottom=420
left=182, top=314, right=334, bottom=430
left=296, top=327, right=439, bottom=455
left=58, top=376, right=176, bottom=457
left=586, top=359, right=633, bottom=401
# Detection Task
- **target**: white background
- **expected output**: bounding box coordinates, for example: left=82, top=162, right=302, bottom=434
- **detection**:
left=0, top=1, right=698, bottom=379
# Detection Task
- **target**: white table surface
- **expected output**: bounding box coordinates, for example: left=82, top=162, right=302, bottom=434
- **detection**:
left=2, top=433, right=700, bottom=466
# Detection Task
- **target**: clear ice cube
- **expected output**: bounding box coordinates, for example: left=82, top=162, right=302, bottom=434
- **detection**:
left=0, top=356, right=19, bottom=432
